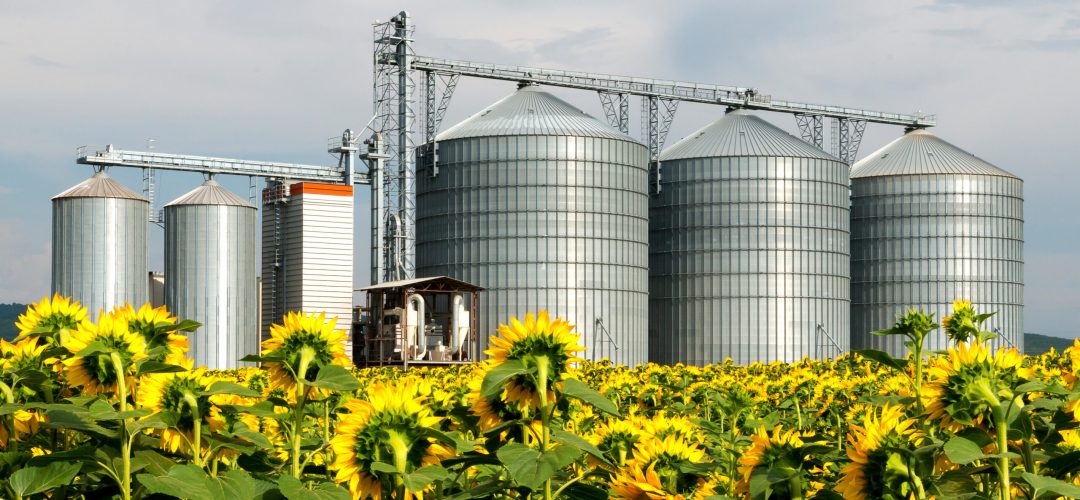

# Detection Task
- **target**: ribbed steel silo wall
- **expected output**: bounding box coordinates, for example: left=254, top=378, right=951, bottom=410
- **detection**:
left=165, top=204, right=258, bottom=369
left=850, top=174, right=1024, bottom=355
left=416, top=135, right=650, bottom=365
left=649, top=156, right=850, bottom=365
left=52, top=197, right=148, bottom=318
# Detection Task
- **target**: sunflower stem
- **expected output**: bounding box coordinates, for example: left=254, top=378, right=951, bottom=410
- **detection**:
left=291, top=347, right=316, bottom=479
left=386, top=431, right=410, bottom=498
left=535, top=355, right=552, bottom=500
left=786, top=474, right=804, bottom=500
left=182, top=392, right=203, bottom=468
left=109, top=352, right=132, bottom=500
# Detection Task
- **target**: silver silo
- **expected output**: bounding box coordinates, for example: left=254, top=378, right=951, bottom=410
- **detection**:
left=415, top=84, right=650, bottom=365
left=649, top=110, right=850, bottom=365
left=52, top=170, right=149, bottom=319
left=850, top=129, right=1023, bottom=355
left=165, top=178, right=258, bottom=369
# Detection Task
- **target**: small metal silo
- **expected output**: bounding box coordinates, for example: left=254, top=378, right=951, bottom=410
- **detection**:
left=850, top=129, right=1024, bottom=355
left=649, top=110, right=850, bottom=365
left=165, top=178, right=258, bottom=369
left=415, top=84, right=650, bottom=365
left=52, top=170, right=149, bottom=318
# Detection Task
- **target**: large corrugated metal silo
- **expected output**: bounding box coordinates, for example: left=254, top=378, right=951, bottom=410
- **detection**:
left=52, top=170, right=149, bottom=318
left=165, top=179, right=258, bottom=369
left=415, top=84, right=650, bottom=365
left=850, top=129, right=1023, bottom=355
left=649, top=109, right=850, bottom=365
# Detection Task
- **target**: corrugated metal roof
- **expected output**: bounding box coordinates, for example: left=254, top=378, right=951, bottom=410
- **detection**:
left=165, top=179, right=254, bottom=207
left=851, top=129, right=1019, bottom=179
left=436, top=84, right=636, bottom=142
left=660, top=109, right=836, bottom=161
left=358, top=276, right=485, bottom=292
left=53, top=171, right=147, bottom=201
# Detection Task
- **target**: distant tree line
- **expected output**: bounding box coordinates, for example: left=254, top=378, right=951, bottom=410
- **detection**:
left=0, top=303, right=26, bottom=341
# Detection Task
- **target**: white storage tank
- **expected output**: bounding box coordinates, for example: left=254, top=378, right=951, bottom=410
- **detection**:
left=850, top=129, right=1024, bottom=354
left=649, top=110, right=850, bottom=365
left=52, top=170, right=149, bottom=318
left=165, top=178, right=258, bottom=369
left=415, top=84, right=650, bottom=365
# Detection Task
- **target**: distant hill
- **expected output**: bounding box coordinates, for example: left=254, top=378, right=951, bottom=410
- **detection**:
left=1025, top=332, right=1075, bottom=355
left=0, top=303, right=26, bottom=341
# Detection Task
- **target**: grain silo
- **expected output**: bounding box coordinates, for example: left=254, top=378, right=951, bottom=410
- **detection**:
left=649, top=109, right=850, bottom=365
left=850, top=129, right=1023, bottom=355
left=52, top=169, right=149, bottom=318
left=165, top=178, right=258, bottom=369
left=415, top=84, right=650, bottom=365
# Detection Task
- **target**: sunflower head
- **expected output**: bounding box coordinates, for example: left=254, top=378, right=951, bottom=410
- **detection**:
left=61, top=313, right=147, bottom=397
left=136, top=360, right=216, bottom=453
left=261, top=312, right=351, bottom=393
left=610, top=434, right=715, bottom=500
left=736, top=425, right=815, bottom=497
left=484, top=311, right=585, bottom=412
left=109, top=303, right=189, bottom=364
left=15, top=294, right=88, bottom=346
left=589, top=418, right=646, bottom=468
left=330, top=381, right=453, bottom=499
left=836, top=404, right=927, bottom=500
left=922, top=342, right=1032, bottom=433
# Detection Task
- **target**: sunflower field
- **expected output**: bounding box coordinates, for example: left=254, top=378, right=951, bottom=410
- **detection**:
left=3, top=296, right=1080, bottom=499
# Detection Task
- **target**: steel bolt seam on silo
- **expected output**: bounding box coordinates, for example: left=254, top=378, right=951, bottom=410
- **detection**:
left=52, top=171, right=149, bottom=319
left=649, top=110, right=850, bottom=366
left=415, top=84, right=650, bottom=365
left=850, top=129, right=1024, bottom=355
left=165, top=179, right=258, bottom=370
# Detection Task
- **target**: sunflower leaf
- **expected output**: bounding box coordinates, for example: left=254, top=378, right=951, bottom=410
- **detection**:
left=72, top=341, right=111, bottom=358
left=853, top=349, right=908, bottom=373
left=128, top=413, right=171, bottom=434
left=136, top=361, right=189, bottom=376
left=203, top=381, right=262, bottom=398
left=1019, top=472, right=1080, bottom=499
left=277, top=475, right=350, bottom=500
left=402, top=465, right=450, bottom=492
left=943, top=435, right=989, bottom=465
left=480, top=360, right=529, bottom=399
left=550, top=428, right=609, bottom=466
left=309, top=365, right=362, bottom=391
left=42, top=409, right=117, bottom=439
left=161, top=319, right=203, bottom=333
left=9, top=461, right=82, bottom=498
left=560, top=378, right=619, bottom=416
left=497, top=442, right=579, bottom=490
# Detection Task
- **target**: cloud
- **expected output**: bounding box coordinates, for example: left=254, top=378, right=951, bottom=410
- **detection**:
left=24, top=55, right=63, bottom=68
left=0, top=218, right=50, bottom=303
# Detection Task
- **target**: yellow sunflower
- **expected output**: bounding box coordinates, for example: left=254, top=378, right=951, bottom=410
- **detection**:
left=922, top=341, right=1032, bottom=433
left=136, top=360, right=215, bottom=453
left=329, top=381, right=453, bottom=499
left=609, top=464, right=683, bottom=500
left=608, top=435, right=716, bottom=500
left=589, top=418, right=646, bottom=468
left=261, top=312, right=351, bottom=393
left=467, top=361, right=533, bottom=431
left=836, top=404, right=927, bottom=500
left=0, top=409, right=44, bottom=449
left=109, top=303, right=189, bottom=364
left=61, top=313, right=147, bottom=397
left=15, top=294, right=88, bottom=345
left=736, top=425, right=814, bottom=498
left=484, top=311, right=585, bottom=410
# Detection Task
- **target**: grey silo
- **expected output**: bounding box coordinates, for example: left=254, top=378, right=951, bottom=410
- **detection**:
left=649, top=110, right=850, bottom=365
left=165, top=179, right=258, bottom=369
left=415, top=84, right=650, bottom=365
left=850, top=129, right=1024, bottom=355
left=52, top=170, right=149, bottom=318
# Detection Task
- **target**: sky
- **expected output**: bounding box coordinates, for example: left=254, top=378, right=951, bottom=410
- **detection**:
left=1, top=0, right=1078, bottom=337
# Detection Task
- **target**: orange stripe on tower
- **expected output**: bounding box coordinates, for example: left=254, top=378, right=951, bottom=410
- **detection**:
left=289, top=182, right=353, bottom=197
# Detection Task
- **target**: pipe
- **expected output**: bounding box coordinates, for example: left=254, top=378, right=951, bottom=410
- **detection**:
left=406, top=293, right=427, bottom=360
left=451, top=293, right=469, bottom=356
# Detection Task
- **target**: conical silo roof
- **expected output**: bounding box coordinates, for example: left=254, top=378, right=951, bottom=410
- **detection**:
left=436, top=84, right=634, bottom=141
left=851, top=128, right=1019, bottom=179
left=660, top=109, right=837, bottom=161
left=53, top=171, right=147, bottom=201
left=166, top=179, right=254, bottom=208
